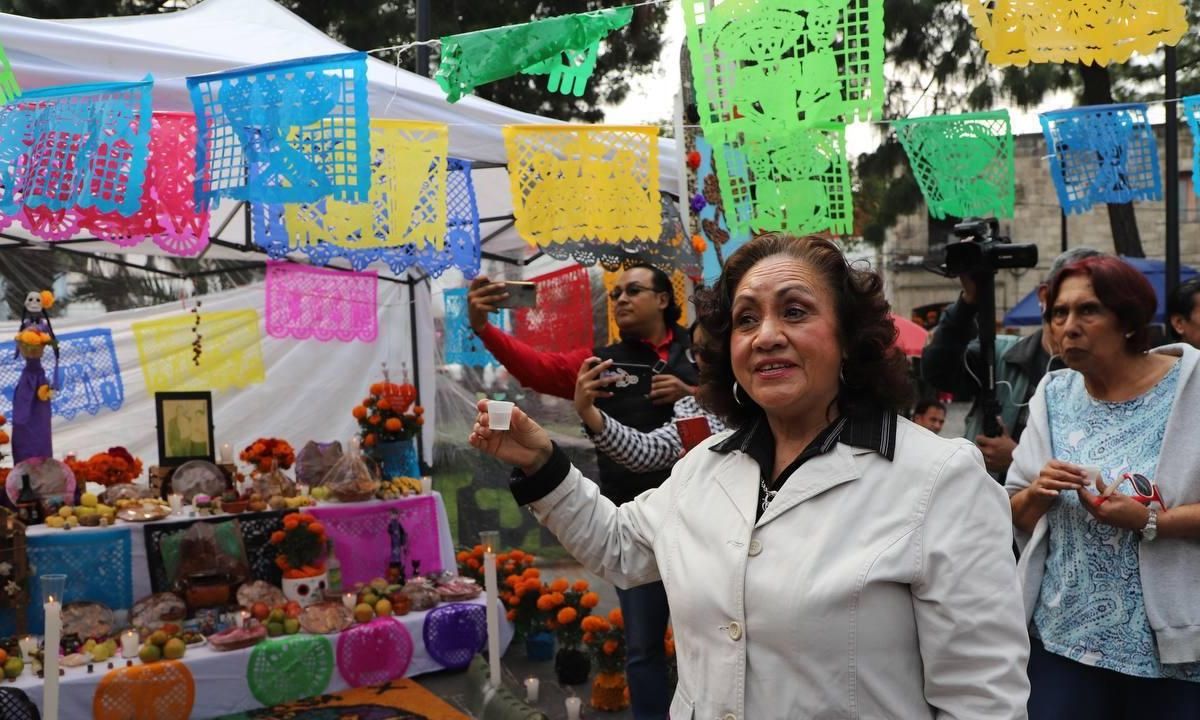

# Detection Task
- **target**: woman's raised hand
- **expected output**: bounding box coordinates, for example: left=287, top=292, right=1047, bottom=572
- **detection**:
left=468, top=399, right=553, bottom=474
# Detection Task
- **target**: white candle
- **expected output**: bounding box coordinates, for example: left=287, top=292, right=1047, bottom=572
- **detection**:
left=120, top=630, right=139, bottom=659
left=18, top=635, right=36, bottom=661
left=420, top=476, right=433, bottom=495
left=220, top=443, right=233, bottom=463
left=524, top=676, right=540, bottom=703
left=484, top=550, right=501, bottom=688
left=44, top=597, right=61, bottom=720
left=565, top=696, right=582, bottom=720
left=342, top=592, right=357, bottom=611
left=239, top=611, right=250, bottom=629
left=167, top=494, right=183, bottom=514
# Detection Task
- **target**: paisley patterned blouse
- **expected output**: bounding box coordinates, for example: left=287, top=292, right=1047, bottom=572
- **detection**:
left=1034, top=360, right=1200, bottom=681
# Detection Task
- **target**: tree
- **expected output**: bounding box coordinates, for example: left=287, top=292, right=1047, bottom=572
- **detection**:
left=858, top=0, right=1200, bottom=256
left=1, top=0, right=669, bottom=123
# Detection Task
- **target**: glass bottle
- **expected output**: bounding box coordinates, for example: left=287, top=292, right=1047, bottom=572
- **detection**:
left=15, top=473, right=43, bottom=526
left=325, top=539, right=342, bottom=594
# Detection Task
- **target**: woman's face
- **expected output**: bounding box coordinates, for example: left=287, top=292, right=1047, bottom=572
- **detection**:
left=1048, top=275, right=1129, bottom=371
left=729, top=255, right=842, bottom=425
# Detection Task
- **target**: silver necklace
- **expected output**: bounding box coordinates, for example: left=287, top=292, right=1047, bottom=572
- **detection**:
left=759, top=476, right=777, bottom=514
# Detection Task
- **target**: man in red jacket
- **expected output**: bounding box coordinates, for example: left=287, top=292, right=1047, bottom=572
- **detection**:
left=468, top=263, right=695, bottom=719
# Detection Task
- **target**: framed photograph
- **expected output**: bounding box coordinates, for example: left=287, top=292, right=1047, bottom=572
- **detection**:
left=154, top=391, right=215, bottom=466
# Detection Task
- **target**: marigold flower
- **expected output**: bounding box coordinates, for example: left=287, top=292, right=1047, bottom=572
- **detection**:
left=0, top=431, right=8, bottom=444
left=456, top=551, right=469, bottom=563
left=556, top=607, right=577, bottom=625
left=550, top=578, right=569, bottom=592
left=521, top=579, right=542, bottom=594
left=536, top=594, right=556, bottom=611
left=550, top=592, right=565, bottom=607
left=377, top=399, right=391, bottom=411
left=580, top=592, right=600, bottom=609
left=603, top=639, right=619, bottom=655
left=385, top=418, right=402, bottom=432
left=270, top=531, right=286, bottom=544
left=368, top=415, right=381, bottom=426
left=363, top=433, right=376, bottom=448
left=505, top=575, right=520, bottom=588
left=522, top=568, right=540, bottom=579
left=573, top=579, right=589, bottom=593
left=509, top=549, right=525, bottom=561
left=583, top=631, right=594, bottom=644
left=283, top=515, right=300, bottom=530
left=466, top=558, right=480, bottom=569
left=608, top=607, right=623, bottom=627
left=36, top=385, right=52, bottom=402
left=506, top=609, right=517, bottom=622
left=352, top=406, right=368, bottom=420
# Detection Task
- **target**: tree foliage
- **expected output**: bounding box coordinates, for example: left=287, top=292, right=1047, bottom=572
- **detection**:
left=857, top=0, right=1199, bottom=254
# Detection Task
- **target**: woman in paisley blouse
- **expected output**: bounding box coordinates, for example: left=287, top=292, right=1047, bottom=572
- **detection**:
left=1007, top=255, right=1200, bottom=718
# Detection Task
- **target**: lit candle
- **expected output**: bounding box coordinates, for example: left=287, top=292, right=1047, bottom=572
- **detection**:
left=420, top=476, right=433, bottom=495
left=298, top=483, right=310, bottom=497
left=524, top=676, right=540, bottom=703
left=239, top=611, right=250, bottom=629
left=220, top=443, right=233, bottom=464
left=167, top=494, right=183, bottom=515
left=41, top=574, right=65, bottom=720
left=120, top=630, right=139, bottom=659
left=342, top=592, right=357, bottom=612
left=480, top=530, right=501, bottom=688
left=565, top=696, right=582, bottom=720
left=18, top=635, right=36, bottom=661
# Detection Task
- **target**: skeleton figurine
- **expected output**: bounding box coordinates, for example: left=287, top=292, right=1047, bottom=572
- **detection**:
left=11, top=290, right=58, bottom=463
left=386, top=509, right=409, bottom=585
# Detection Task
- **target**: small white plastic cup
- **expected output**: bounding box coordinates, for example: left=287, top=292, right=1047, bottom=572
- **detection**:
left=420, top=476, right=433, bottom=495
left=486, top=400, right=515, bottom=431
left=1080, top=465, right=1102, bottom=487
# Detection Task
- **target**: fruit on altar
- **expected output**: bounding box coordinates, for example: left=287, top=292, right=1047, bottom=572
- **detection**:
left=374, top=598, right=392, bottom=617
left=368, top=578, right=389, bottom=593
left=283, top=618, right=301, bottom=635
left=148, top=630, right=169, bottom=647
left=310, top=486, right=331, bottom=501
left=45, top=516, right=65, bottom=529
left=65, top=516, right=79, bottom=528
left=80, top=492, right=98, bottom=508
left=248, top=500, right=268, bottom=512
left=389, top=592, right=412, bottom=616
left=57, top=506, right=73, bottom=519
left=283, top=601, right=302, bottom=619
left=268, top=608, right=286, bottom=624
left=251, top=603, right=270, bottom=622
left=4, top=657, right=23, bottom=678
left=268, top=496, right=288, bottom=511
left=160, top=623, right=182, bottom=635
left=0, top=649, right=7, bottom=665
left=138, top=644, right=161, bottom=663
left=266, top=621, right=284, bottom=637
left=285, top=496, right=315, bottom=509
left=361, top=592, right=378, bottom=608
left=162, top=637, right=186, bottom=660
left=353, top=603, right=374, bottom=624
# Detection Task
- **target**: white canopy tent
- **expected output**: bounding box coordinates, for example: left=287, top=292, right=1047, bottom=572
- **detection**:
left=0, top=0, right=683, bottom=263
left=0, top=0, right=685, bottom=468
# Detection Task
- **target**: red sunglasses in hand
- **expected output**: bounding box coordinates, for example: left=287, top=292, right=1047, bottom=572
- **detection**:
left=1099, top=473, right=1168, bottom=509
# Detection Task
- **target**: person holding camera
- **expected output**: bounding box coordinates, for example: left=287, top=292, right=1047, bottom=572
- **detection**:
left=1167, top=276, right=1200, bottom=348
left=1007, top=255, right=1200, bottom=717
left=467, top=263, right=695, bottom=719
left=922, top=247, right=1100, bottom=477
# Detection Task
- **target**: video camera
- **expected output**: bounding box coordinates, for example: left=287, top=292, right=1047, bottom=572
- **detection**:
left=940, top=218, right=1038, bottom=276
left=928, top=219, right=1038, bottom=438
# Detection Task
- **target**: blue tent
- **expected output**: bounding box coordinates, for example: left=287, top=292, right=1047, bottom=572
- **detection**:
left=1002, top=256, right=1198, bottom=326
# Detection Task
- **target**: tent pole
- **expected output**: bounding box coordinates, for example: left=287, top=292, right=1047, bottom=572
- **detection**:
left=407, top=274, right=426, bottom=470
left=415, top=0, right=432, bottom=78
left=1165, top=45, right=1181, bottom=305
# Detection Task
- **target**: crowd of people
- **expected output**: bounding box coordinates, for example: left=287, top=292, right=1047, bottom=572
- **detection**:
left=463, top=235, right=1200, bottom=719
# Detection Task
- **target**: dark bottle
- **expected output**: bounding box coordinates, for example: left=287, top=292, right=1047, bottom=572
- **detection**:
left=15, top=473, right=43, bottom=526
left=386, top=509, right=408, bottom=585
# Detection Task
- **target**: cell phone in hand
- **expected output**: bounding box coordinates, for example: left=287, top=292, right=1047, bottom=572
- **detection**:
left=495, top=281, right=537, bottom=309
left=598, top=362, right=655, bottom=396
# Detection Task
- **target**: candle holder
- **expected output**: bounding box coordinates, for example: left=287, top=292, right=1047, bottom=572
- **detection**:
left=40, top=574, right=66, bottom=604
left=478, top=530, right=500, bottom=554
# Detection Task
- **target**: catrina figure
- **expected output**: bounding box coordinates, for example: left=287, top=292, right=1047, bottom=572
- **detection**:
left=11, top=290, right=58, bottom=463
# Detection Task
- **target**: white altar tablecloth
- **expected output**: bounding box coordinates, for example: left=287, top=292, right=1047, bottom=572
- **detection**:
left=12, top=594, right=513, bottom=719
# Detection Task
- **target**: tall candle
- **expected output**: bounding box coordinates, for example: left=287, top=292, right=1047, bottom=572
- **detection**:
left=120, top=630, right=139, bottom=659
left=43, top=596, right=61, bottom=720
left=220, top=443, right=233, bottom=464
left=483, top=549, right=501, bottom=687
left=524, top=676, right=540, bottom=703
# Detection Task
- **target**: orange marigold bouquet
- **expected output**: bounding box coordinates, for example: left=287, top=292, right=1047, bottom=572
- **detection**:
left=540, top=578, right=599, bottom=650
left=66, top=447, right=144, bottom=486
left=582, top=607, right=626, bottom=673
left=240, top=438, right=296, bottom=473
left=351, top=379, right=423, bottom=449
left=270, top=513, right=327, bottom=579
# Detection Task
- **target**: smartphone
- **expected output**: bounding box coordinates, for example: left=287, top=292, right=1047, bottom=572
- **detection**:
left=496, top=281, right=537, bottom=309
left=597, top=361, right=655, bottom=395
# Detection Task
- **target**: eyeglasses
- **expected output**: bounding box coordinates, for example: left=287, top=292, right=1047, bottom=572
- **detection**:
left=608, top=284, right=660, bottom=302
left=685, top=348, right=697, bottom=365
left=1120, top=473, right=1167, bottom=509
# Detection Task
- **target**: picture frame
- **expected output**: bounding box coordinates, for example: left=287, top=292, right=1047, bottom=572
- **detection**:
left=154, top=391, right=215, bottom=467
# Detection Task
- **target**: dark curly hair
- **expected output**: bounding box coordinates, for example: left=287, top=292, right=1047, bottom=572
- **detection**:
left=694, top=234, right=913, bottom=427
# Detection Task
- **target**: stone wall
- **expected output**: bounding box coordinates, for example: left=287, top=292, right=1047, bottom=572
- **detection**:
left=882, top=126, right=1200, bottom=327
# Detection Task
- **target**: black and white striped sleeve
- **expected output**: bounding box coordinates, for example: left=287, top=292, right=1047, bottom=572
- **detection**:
left=591, top=412, right=683, bottom=474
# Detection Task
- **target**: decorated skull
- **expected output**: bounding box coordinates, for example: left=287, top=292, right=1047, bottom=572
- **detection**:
left=23, top=291, right=43, bottom=314
left=281, top=574, right=329, bottom=608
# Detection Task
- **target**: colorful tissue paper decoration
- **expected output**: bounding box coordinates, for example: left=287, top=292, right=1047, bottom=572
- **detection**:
left=894, top=110, right=1015, bottom=220
left=273, top=120, right=448, bottom=251
left=132, top=309, right=265, bottom=393
left=720, top=124, right=854, bottom=236
left=188, top=52, right=370, bottom=206
left=504, top=125, right=661, bottom=245
left=513, top=265, right=595, bottom=355
left=265, top=262, right=379, bottom=343
left=443, top=288, right=509, bottom=367
left=1039, top=103, right=1162, bottom=215
left=604, top=269, right=690, bottom=344
left=435, top=7, right=633, bottom=103
left=686, top=134, right=749, bottom=283
left=964, top=0, right=1188, bottom=67
left=538, top=193, right=703, bottom=277
left=683, top=0, right=884, bottom=134
left=253, top=158, right=481, bottom=279
left=0, top=77, right=152, bottom=216
left=0, top=41, right=21, bottom=104
left=1183, top=96, right=1200, bottom=197
left=0, top=328, right=123, bottom=421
